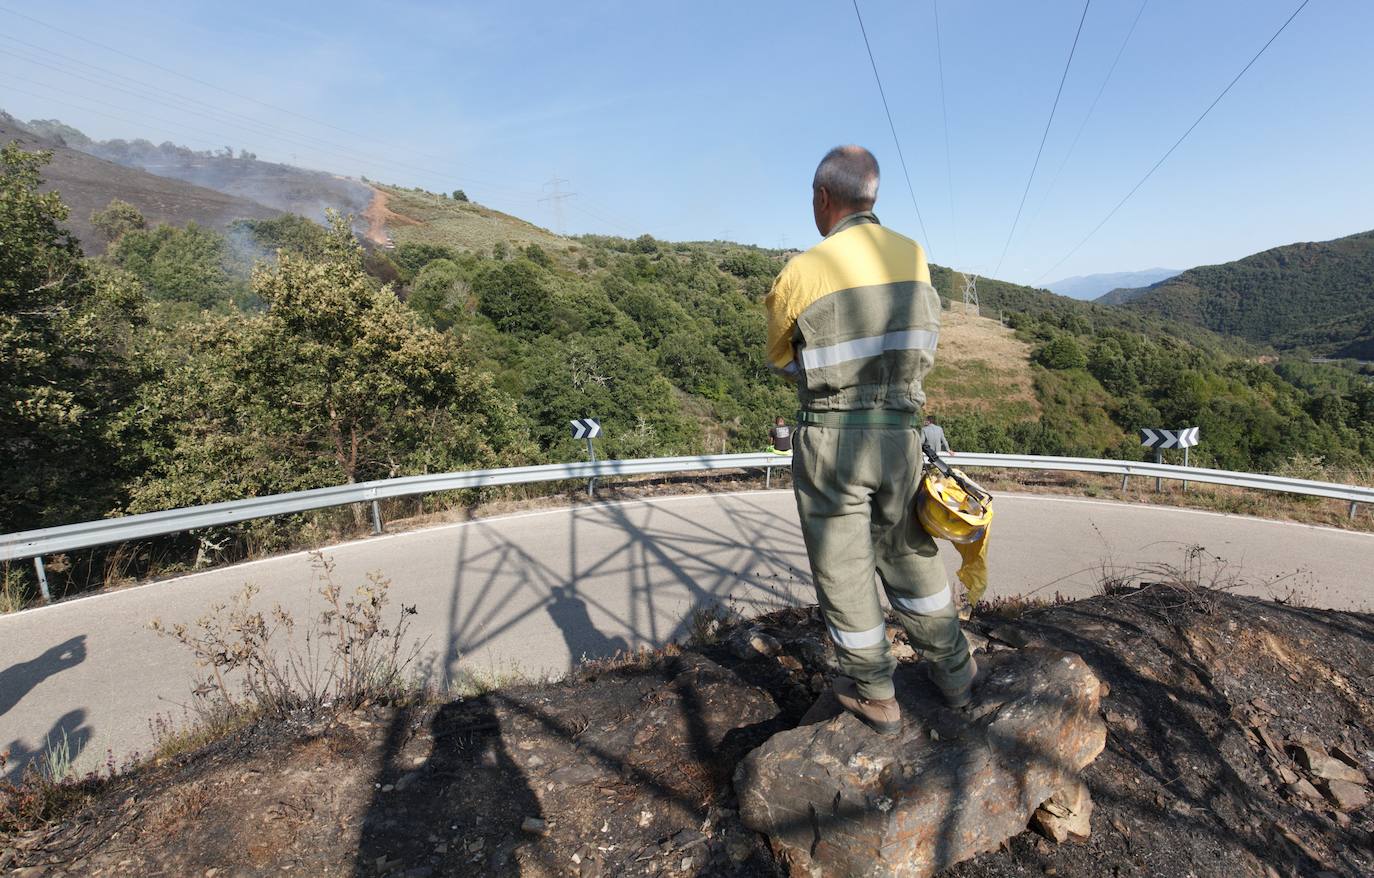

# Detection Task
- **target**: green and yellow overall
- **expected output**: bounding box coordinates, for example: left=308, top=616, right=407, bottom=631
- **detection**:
left=764, top=212, right=972, bottom=701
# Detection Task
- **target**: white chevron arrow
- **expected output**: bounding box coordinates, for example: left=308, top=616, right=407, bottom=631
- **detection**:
left=1140, top=428, right=1159, bottom=448
left=570, top=418, right=602, bottom=440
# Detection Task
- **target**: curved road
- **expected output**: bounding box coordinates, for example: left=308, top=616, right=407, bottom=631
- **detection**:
left=2, top=490, right=1371, bottom=779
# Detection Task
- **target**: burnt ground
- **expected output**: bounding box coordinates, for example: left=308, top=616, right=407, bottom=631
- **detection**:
left=3, top=585, right=1373, bottom=877
left=1, top=113, right=281, bottom=254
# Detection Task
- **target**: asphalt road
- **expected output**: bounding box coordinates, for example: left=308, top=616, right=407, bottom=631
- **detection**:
left=3, top=490, right=1371, bottom=779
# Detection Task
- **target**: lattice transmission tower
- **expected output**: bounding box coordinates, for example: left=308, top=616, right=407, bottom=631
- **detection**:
left=539, top=177, right=576, bottom=235
left=961, top=272, right=980, bottom=317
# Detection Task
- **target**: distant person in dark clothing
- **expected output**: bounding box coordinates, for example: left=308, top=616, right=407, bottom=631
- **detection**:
left=921, top=414, right=952, bottom=461
left=768, top=416, right=792, bottom=453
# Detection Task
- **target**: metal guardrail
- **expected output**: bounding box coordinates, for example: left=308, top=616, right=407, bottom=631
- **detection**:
left=4, top=452, right=1370, bottom=601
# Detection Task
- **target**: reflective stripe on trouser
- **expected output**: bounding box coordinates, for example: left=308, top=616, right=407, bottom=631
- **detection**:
left=793, top=423, right=972, bottom=701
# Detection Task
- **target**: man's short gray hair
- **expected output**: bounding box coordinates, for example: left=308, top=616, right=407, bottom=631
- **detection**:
left=812, top=145, right=879, bottom=206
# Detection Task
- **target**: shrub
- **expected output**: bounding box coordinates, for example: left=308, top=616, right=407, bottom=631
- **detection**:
left=149, top=553, right=423, bottom=719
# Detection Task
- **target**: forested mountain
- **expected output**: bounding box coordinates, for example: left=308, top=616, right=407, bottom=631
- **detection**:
left=1047, top=268, right=1180, bottom=300
left=0, top=112, right=280, bottom=252
left=1097, top=230, right=1374, bottom=358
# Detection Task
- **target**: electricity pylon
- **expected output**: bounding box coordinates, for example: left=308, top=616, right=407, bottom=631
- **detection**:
left=539, top=177, right=575, bottom=235
left=960, top=272, right=980, bottom=317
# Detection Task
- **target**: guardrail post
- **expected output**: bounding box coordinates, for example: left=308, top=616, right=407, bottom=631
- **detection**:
left=1351, top=501, right=1360, bottom=520
left=766, top=466, right=772, bottom=489
left=370, top=500, right=383, bottom=535
left=34, top=556, right=51, bottom=602
left=1120, top=473, right=1128, bottom=491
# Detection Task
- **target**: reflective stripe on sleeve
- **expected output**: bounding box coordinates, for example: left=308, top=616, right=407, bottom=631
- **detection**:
left=826, top=621, right=888, bottom=650
left=800, top=329, right=939, bottom=371
left=886, top=584, right=952, bottom=615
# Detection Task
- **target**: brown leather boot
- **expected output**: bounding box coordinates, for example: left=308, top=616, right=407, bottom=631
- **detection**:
left=929, top=656, right=978, bottom=708
left=833, top=676, right=902, bottom=736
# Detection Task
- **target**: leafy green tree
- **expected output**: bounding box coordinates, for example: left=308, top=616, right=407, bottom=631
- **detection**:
left=391, top=242, right=461, bottom=281
left=230, top=214, right=328, bottom=260
left=0, top=143, right=146, bottom=531
left=474, top=259, right=552, bottom=337
left=112, top=222, right=249, bottom=309
left=452, top=190, right=469, bottom=202
left=658, top=329, right=729, bottom=398
left=718, top=248, right=777, bottom=279
left=520, top=332, right=698, bottom=458
left=122, top=216, right=532, bottom=514
left=90, top=199, right=146, bottom=243
left=1034, top=334, right=1087, bottom=370
left=523, top=244, right=553, bottom=268
left=407, top=258, right=470, bottom=330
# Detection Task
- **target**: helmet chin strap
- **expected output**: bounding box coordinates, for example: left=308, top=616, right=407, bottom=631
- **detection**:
left=922, top=440, right=992, bottom=504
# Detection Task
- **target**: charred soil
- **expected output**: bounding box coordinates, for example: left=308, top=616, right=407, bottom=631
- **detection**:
left=3, top=586, right=1372, bottom=877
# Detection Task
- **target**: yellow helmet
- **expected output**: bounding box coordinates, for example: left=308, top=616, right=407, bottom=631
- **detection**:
left=917, top=467, right=993, bottom=544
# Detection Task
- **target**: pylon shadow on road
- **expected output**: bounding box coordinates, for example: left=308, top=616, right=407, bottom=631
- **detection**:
left=438, top=492, right=812, bottom=681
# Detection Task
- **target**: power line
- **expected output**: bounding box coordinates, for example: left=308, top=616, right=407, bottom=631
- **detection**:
left=0, top=12, right=657, bottom=243
left=539, top=177, right=575, bottom=235
left=0, top=5, right=441, bottom=159
left=1033, top=0, right=1311, bottom=284
left=851, top=0, right=933, bottom=252
left=993, top=0, right=1091, bottom=278
left=932, top=0, right=957, bottom=265
left=0, top=37, right=545, bottom=200
left=0, top=82, right=227, bottom=153
left=1024, top=0, right=1148, bottom=235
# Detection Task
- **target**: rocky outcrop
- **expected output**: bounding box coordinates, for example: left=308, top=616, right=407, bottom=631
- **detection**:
left=735, top=648, right=1106, bottom=878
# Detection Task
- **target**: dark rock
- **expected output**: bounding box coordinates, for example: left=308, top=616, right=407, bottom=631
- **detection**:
left=988, top=624, right=1038, bottom=649
left=669, top=828, right=707, bottom=850
left=736, top=648, right=1106, bottom=878
left=1103, top=710, right=1138, bottom=733
left=521, top=816, right=548, bottom=835
left=548, top=763, right=605, bottom=786
left=729, top=627, right=783, bottom=660
left=964, top=629, right=991, bottom=654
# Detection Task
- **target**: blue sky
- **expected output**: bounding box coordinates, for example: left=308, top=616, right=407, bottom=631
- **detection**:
left=1, top=1, right=1369, bottom=285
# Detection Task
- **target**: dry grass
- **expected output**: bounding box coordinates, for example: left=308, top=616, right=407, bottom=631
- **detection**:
left=925, top=308, right=1040, bottom=422
left=148, top=553, right=424, bottom=721
left=380, top=185, right=569, bottom=256
left=970, top=467, right=1373, bottom=533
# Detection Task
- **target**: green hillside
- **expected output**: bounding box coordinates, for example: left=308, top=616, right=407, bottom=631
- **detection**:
left=1099, top=230, right=1374, bottom=358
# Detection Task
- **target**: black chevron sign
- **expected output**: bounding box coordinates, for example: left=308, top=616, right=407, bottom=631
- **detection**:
left=1140, top=427, right=1199, bottom=449
left=570, top=418, right=601, bottom=440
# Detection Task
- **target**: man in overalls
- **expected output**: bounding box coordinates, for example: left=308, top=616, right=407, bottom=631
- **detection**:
left=764, top=145, right=973, bottom=734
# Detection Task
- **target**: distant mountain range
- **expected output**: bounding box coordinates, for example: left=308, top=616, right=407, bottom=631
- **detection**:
left=1097, top=230, right=1374, bottom=359
left=1046, top=268, right=1180, bottom=300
